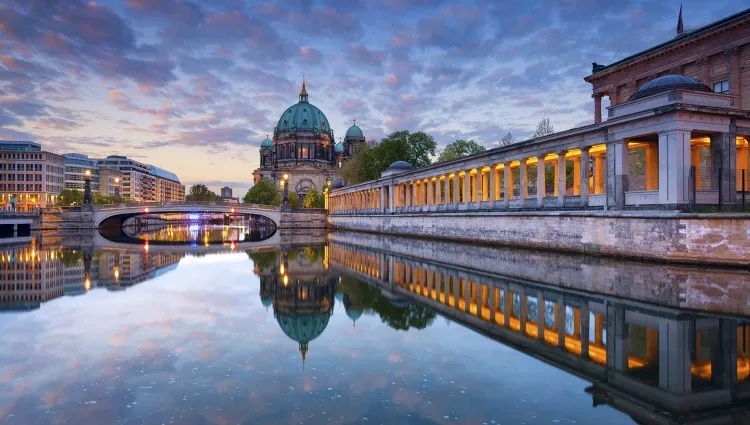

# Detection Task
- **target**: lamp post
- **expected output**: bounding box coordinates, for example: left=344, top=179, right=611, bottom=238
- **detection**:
left=281, top=173, right=290, bottom=210
left=83, top=169, right=92, bottom=205
left=114, top=177, right=121, bottom=203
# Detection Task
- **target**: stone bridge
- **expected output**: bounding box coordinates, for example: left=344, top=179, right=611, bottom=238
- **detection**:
left=92, top=202, right=281, bottom=228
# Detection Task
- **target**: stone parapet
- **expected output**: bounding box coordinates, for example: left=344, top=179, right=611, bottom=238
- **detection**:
left=328, top=211, right=750, bottom=267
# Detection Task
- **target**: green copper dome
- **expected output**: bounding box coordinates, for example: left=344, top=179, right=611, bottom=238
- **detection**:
left=345, top=124, right=363, bottom=138
left=275, top=310, right=332, bottom=344
left=276, top=81, right=331, bottom=134
left=260, top=137, right=273, bottom=148
left=334, top=142, right=344, bottom=154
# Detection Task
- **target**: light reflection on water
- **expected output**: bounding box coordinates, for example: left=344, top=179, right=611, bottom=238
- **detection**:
left=1, top=233, right=748, bottom=424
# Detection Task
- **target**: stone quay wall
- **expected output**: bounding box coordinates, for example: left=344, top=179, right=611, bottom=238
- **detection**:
left=279, top=209, right=327, bottom=229
left=328, top=211, right=750, bottom=267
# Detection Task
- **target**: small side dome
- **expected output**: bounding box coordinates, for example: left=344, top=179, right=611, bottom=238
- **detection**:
left=345, top=124, right=363, bottom=138
left=334, top=142, right=344, bottom=154
left=261, top=296, right=273, bottom=307
left=261, top=137, right=273, bottom=148
left=629, top=75, right=712, bottom=101
left=331, top=180, right=344, bottom=189
left=386, top=160, right=413, bottom=171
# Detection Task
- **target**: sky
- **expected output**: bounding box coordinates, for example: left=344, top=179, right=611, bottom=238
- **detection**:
left=0, top=0, right=746, bottom=195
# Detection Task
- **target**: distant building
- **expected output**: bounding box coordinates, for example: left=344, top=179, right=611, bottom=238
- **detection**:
left=149, top=165, right=185, bottom=202
left=221, top=186, right=233, bottom=198
left=98, top=167, right=123, bottom=198
left=0, top=246, right=65, bottom=310
left=63, top=153, right=100, bottom=194
left=97, top=155, right=155, bottom=202
left=0, top=141, right=64, bottom=211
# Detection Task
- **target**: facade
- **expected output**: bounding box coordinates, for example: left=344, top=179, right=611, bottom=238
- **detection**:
left=252, top=81, right=365, bottom=197
left=149, top=165, right=185, bottom=202
left=586, top=8, right=750, bottom=123
left=0, top=141, right=64, bottom=211
left=220, top=186, right=232, bottom=198
left=97, top=156, right=155, bottom=202
left=98, top=167, right=123, bottom=198
left=63, top=153, right=100, bottom=194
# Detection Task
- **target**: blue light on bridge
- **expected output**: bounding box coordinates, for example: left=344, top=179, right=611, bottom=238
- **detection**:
left=188, top=214, right=201, bottom=221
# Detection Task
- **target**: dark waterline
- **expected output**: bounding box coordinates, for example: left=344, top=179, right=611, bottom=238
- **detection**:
left=0, top=230, right=749, bottom=425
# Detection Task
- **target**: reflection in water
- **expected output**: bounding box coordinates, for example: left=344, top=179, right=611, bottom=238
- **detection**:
left=125, top=223, right=276, bottom=245
left=1, top=232, right=750, bottom=424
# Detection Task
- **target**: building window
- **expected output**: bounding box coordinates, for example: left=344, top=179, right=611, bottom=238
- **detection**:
left=713, top=80, right=729, bottom=94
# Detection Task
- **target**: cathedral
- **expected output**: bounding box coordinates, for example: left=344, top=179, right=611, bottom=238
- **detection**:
left=252, top=80, right=365, bottom=196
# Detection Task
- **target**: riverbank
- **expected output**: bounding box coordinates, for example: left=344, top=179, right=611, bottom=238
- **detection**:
left=328, top=210, right=750, bottom=267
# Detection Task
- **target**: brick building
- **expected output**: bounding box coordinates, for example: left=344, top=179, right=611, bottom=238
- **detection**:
left=586, top=7, right=749, bottom=123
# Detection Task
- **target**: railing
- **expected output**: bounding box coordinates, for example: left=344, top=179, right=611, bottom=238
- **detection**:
left=91, top=202, right=280, bottom=211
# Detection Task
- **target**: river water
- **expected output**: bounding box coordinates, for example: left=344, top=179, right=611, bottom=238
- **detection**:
left=1, top=226, right=749, bottom=425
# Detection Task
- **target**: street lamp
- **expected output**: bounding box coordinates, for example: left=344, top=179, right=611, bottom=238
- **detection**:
left=83, top=169, right=92, bottom=205
left=281, top=174, right=290, bottom=210
left=114, top=177, right=121, bottom=203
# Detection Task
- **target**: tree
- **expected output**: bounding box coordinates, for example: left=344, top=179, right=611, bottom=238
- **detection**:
left=338, top=130, right=437, bottom=184
left=532, top=118, right=554, bottom=138
left=500, top=132, right=515, bottom=146
left=339, top=142, right=375, bottom=184
left=243, top=180, right=280, bottom=206
left=57, top=189, right=83, bottom=206
left=437, top=139, right=486, bottom=163
left=287, top=191, right=300, bottom=208
left=186, top=184, right=219, bottom=202
left=303, top=189, right=323, bottom=208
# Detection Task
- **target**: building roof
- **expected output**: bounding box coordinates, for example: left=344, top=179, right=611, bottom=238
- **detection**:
left=261, top=137, right=273, bottom=148
left=148, top=165, right=180, bottom=183
left=628, top=75, right=712, bottom=101
left=345, top=124, right=364, bottom=138
left=334, top=142, right=344, bottom=154
left=386, top=160, right=413, bottom=171
left=276, top=83, right=332, bottom=134
left=586, top=7, right=750, bottom=79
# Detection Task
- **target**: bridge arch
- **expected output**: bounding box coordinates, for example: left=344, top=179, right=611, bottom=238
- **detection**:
left=92, top=203, right=282, bottom=229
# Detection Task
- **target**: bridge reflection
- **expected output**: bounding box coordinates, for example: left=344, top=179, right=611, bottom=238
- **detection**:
left=328, top=235, right=750, bottom=423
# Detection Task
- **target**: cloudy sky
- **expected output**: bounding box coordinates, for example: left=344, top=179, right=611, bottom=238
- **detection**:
left=0, top=0, right=745, bottom=194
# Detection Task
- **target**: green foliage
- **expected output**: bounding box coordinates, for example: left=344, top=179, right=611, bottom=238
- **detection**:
left=57, top=189, right=83, bottom=206
left=287, top=191, right=300, bottom=208
left=532, top=118, right=554, bottom=138
left=246, top=250, right=278, bottom=270
left=340, top=130, right=437, bottom=184
left=437, top=139, right=486, bottom=163
left=243, top=180, right=281, bottom=206
left=58, top=249, right=83, bottom=266
left=186, top=184, right=219, bottom=202
left=303, top=189, right=323, bottom=208
left=337, top=275, right=436, bottom=331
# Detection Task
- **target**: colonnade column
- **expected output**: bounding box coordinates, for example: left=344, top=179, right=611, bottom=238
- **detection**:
left=463, top=171, right=470, bottom=205
left=661, top=130, right=694, bottom=206
left=489, top=165, right=496, bottom=208
left=595, top=154, right=605, bottom=194
left=580, top=147, right=590, bottom=206
left=453, top=172, right=460, bottom=205
left=444, top=175, right=450, bottom=206
left=557, top=153, right=566, bottom=205
left=537, top=156, right=545, bottom=207
left=435, top=178, right=441, bottom=205
left=504, top=164, right=512, bottom=208
left=389, top=184, right=395, bottom=213
left=427, top=178, right=434, bottom=209
left=607, top=140, right=629, bottom=208
left=520, top=160, right=528, bottom=200
left=475, top=169, right=482, bottom=208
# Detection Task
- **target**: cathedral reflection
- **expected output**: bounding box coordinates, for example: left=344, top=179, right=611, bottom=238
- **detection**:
left=254, top=247, right=336, bottom=366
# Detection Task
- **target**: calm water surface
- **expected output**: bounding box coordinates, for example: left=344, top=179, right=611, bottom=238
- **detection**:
left=1, top=228, right=749, bottom=425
